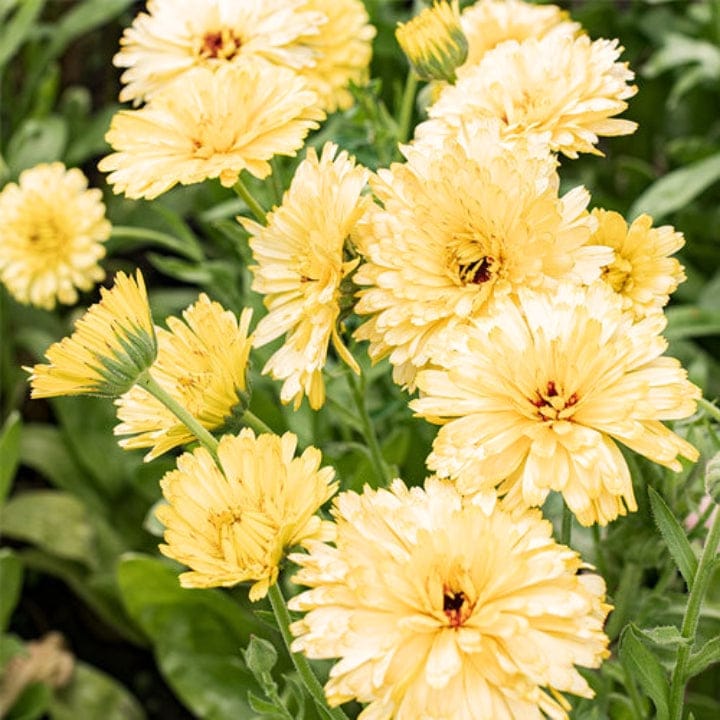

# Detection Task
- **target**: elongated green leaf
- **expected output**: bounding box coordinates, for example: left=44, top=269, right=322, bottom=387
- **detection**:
left=665, top=306, right=720, bottom=341
left=0, top=549, right=23, bottom=632
left=5, top=117, right=68, bottom=176
left=641, top=625, right=690, bottom=648
left=0, top=411, right=21, bottom=505
left=50, top=662, right=145, bottom=720
left=648, top=487, right=698, bottom=588
left=0, top=0, right=44, bottom=68
left=629, top=152, right=720, bottom=221
left=619, top=624, right=670, bottom=720
left=686, top=635, right=720, bottom=680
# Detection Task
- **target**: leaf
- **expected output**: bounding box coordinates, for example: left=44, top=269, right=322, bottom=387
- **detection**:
left=6, top=681, right=52, bottom=720
left=648, top=487, right=698, bottom=588
left=0, top=411, right=21, bottom=505
left=243, top=635, right=279, bottom=677
left=643, top=33, right=720, bottom=79
left=618, top=624, right=670, bottom=720
left=628, top=152, right=720, bottom=222
left=5, top=116, right=68, bottom=176
left=665, top=306, right=720, bottom=340
left=686, top=635, right=720, bottom=679
left=0, top=549, right=23, bottom=632
left=0, top=0, right=44, bottom=69
left=50, top=662, right=145, bottom=720
left=705, top=451, right=720, bottom=504
left=639, top=625, right=690, bottom=648
left=118, top=554, right=270, bottom=720
left=0, top=491, right=95, bottom=566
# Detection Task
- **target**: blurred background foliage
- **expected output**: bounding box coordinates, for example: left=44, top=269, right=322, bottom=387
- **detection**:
left=0, top=1, right=719, bottom=718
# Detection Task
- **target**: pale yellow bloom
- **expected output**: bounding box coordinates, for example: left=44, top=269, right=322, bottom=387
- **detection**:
left=99, top=62, right=324, bottom=200
left=115, top=295, right=253, bottom=461
left=421, top=33, right=637, bottom=158
left=592, top=208, right=686, bottom=319
left=0, top=163, right=110, bottom=310
left=460, top=0, right=579, bottom=69
left=157, top=429, right=337, bottom=600
left=297, top=0, right=376, bottom=112
left=27, top=271, right=156, bottom=398
left=396, top=1, right=468, bottom=83
left=412, top=283, right=700, bottom=526
left=241, top=142, right=369, bottom=410
left=114, top=0, right=326, bottom=104
left=354, top=121, right=610, bottom=388
left=289, top=478, right=611, bottom=719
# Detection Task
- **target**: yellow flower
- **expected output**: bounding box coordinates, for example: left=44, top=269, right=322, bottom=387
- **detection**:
left=422, top=33, right=637, bottom=158
left=114, top=0, right=327, bottom=104
left=296, top=0, right=376, bottom=112
left=115, top=295, right=253, bottom=461
left=99, top=62, right=324, bottom=200
left=592, top=209, right=686, bottom=319
left=460, top=0, right=579, bottom=69
left=241, top=142, right=369, bottom=410
left=411, top=283, right=700, bottom=526
left=156, top=429, right=337, bottom=601
left=27, top=270, right=156, bottom=399
left=354, top=121, right=610, bottom=389
left=289, top=478, right=611, bottom=719
left=0, top=163, right=110, bottom=310
left=396, top=1, right=468, bottom=83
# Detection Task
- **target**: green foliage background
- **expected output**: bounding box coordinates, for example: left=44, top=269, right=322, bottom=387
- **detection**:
left=0, top=1, right=719, bottom=719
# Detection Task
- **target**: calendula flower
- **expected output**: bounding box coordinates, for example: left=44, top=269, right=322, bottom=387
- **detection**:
left=460, top=0, right=578, bottom=69
left=421, top=33, right=637, bottom=158
left=241, top=142, right=370, bottom=410
left=0, top=163, right=110, bottom=310
left=289, top=478, right=611, bottom=719
left=115, top=295, right=253, bottom=461
left=396, top=1, right=468, bottom=83
left=296, top=0, right=376, bottom=112
left=156, top=429, right=337, bottom=601
left=412, top=283, right=700, bottom=526
left=592, top=209, right=686, bottom=319
left=99, top=62, right=324, bottom=200
left=114, top=0, right=326, bottom=104
left=354, top=121, right=609, bottom=388
left=27, top=271, right=156, bottom=399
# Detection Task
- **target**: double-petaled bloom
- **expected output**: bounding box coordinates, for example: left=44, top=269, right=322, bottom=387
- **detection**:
left=411, top=283, right=700, bottom=526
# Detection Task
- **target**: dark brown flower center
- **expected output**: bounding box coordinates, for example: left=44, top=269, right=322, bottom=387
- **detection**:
left=443, top=586, right=472, bottom=628
left=200, top=29, right=242, bottom=60
left=458, top=256, right=495, bottom=285
left=531, top=381, right=579, bottom=421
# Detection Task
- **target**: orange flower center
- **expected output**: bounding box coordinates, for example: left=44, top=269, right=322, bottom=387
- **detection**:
left=443, top=585, right=473, bottom=628
left=531, top=380, right=579, bottom=422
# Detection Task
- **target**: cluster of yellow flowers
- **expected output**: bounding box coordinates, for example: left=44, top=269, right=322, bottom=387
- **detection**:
left=15, top=1, right=704, bottom=718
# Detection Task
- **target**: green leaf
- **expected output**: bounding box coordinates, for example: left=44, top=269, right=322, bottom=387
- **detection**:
left=648, top=487, right=699, bottom=588
left=118, top=554, right=270, bottom=720
left=686, top=635, right=720, bottom=679
left=0, top=549, right=23, bottom=632
left=6, top=682, right=52, bottom=720
left=50, top=661, right=145, bottom=720
left=639, top=625, right=690, bottom=648
left=618, top=624, right=670, bottom=720
left=628, top=152, right=720, bottom=222
left=0, top=633, right=25, bottom=667
left=0, top=491, right=95, bottom=566
left=0, top=0, right=44, bottom=69
left=243, top=635, right=279, bottom=676
left=643, top=33, right=720, bottom=79
left=0, top=410, right=21, bottom=505
left=5, top=116, right=68, bottom=176
left=665, top=306, right=720, bottom=340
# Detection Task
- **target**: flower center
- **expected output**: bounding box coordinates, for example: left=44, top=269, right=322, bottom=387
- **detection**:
left=24, top=214, right=68, bottom=255
left=531, top=380, right=579, bottom=422
left=602, top=255, right=633, bottom=293
left=447, top=232, right=502, bottom=288
left=443, top=585, right=473, bottom=628
left=199, top=29, right=243, bottom=61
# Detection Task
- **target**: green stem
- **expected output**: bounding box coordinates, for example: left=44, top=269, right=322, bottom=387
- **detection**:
left=592, top=524, right=608, bottom=578
left=396, top=69, right=418, bottom=146
left=267, top=583, right=349, bottom=720
left=346, top=369, right=393, bottom=486
left=623, top=662, right=647, bottom=720
left=242, top=409, right=274, bottom=435
left=270, top=157, right=285, bottom=206
left=234, top=177, right=267, bottom=224
left=561, top=503, right=573, bottom=546
left=109, top=225, right=200, bottom=260
left=698, top=397, right=720, bottom=423
left=668, top=504, right=720, bottom=719
left=136, top=372, right=219, bottom=461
